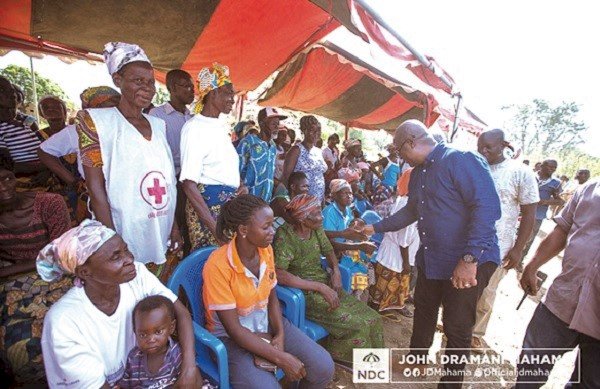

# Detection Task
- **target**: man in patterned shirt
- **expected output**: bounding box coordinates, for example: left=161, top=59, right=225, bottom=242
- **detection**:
left=237, top=107, right=287, bottom=203
left=472, top=129, right=539, bottom=351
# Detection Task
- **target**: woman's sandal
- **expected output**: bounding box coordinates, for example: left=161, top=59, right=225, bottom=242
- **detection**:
left=379, top=310, right=403, bottom=322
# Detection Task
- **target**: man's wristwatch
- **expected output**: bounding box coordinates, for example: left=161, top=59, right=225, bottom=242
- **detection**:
left=461, top=254, right=478, bottom=264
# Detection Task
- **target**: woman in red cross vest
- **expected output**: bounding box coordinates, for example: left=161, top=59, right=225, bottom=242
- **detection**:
left=77, top=42, right=182, bottom=281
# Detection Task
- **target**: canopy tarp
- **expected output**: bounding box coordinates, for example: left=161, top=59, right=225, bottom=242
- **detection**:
left=0, top=0, right=365, bottom=90
left=259, top=42, right=438, bottom=130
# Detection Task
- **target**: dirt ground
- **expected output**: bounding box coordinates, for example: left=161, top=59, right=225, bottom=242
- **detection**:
left=327, top=219, right=577, bottom=389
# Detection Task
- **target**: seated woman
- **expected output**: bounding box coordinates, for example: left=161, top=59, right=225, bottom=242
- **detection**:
left=322, top=179, right=376, bottom=256
left=273, top=194, right=384, bottom=365
left=269, top=171, right=309, bottom=229
left=202, top=194, right=334, bottom=389
left=38, top=220, right=202, bottom=388
left=0, top=161, right=71, bottom=385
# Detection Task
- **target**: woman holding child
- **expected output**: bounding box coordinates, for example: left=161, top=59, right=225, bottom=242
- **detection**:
left=37, top=219, right=203, bottom=388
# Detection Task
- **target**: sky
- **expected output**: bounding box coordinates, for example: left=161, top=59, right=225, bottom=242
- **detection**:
left=368, top=0, right=600, bottom=156
left=1, top=0, right=598, bottom=156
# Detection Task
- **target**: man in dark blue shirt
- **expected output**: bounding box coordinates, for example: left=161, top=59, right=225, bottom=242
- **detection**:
left=365, top=120, right=501, bottom=387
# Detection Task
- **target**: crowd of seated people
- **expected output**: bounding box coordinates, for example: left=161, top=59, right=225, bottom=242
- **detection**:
left=1, top=40, right=508, bottom=389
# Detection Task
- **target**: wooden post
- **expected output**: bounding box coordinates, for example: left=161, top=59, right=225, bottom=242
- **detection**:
left=344, top=123, right=349, bottom=140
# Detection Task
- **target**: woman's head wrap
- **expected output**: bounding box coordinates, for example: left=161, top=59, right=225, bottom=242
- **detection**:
left=357, top=162, right=370, bottom=171
left=36, top=219, right=116, bottom=285
left=337, top=167, right=361, bottom=183
left=343, top=139, right=361, bottom=150
left=80, top=86, right=121, bottom=108
left=285, top=194, right=321, bottom=223
left=329, top=179, right=351, bottom=195
left=194, top=63, right=232, bottom=114
left=103, top=42, right=151, bottom=75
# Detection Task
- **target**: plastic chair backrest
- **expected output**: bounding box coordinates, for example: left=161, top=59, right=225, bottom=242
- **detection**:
left=166, top=246, right=217, bottom=325
left=361, top=210, right=384, bottom=244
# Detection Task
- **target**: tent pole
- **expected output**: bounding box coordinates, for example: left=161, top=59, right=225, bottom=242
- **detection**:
left=237, top=93, right=245, bottom=122
left=29, top=56, right=40, bottom=123
left=353, top=0, right=454, bottom=91
left=450, top=93, right=463, bottom=143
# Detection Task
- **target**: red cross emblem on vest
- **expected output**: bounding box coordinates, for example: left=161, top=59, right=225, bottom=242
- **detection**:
left=140, top=171, right=170, bottom=210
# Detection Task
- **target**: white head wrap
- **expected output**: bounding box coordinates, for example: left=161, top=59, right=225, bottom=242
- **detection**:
left=103, top=42, right=151, bottom=75
left=36, top=219, right=117, bottom=285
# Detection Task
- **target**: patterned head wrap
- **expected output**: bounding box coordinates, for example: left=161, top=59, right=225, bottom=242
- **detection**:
left=36, top=219, right=116, bottom=285
left=285, top=194, right=321, bottom=223
left=194, top=63, right=232, bottom=114
left=343, top=139, right=361, bottom=150
left=329, top=179, right=351, bottom=195
left=80, top=86, right=121, bottom=109
left=337, top=167, right=361, bottom=183
left=103, top=42, right=151, bottom=75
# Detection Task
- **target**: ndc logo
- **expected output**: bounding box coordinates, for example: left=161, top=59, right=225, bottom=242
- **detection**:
left=363, top=352, right=381, bottom=363
left=353, top=349, right=390, bottom=383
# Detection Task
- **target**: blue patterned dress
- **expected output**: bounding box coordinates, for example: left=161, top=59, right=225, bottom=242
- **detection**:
left=237, top=134, right=277, bottom=202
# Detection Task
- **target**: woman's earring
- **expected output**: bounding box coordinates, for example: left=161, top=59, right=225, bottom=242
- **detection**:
left=242, top=234, right=247, bottom=239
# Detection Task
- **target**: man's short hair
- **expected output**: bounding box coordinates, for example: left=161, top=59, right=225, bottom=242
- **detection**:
left=132, top=295, right=175, bottom=330
left=166, top=69, right=192, bottom=90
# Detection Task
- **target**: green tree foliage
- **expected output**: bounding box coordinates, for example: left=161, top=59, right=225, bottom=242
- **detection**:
left=502, top=99, right=586, bottom=156
left=556, top=148, right=600, bottom=179
left=503, top=99, right=598, bottom=178
left=152, top=85, right=169, bottom=106
left=0, top=64, right=70, bottom=107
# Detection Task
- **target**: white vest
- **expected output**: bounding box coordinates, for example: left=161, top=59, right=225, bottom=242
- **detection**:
left=87, top=107, right=176, bottom=264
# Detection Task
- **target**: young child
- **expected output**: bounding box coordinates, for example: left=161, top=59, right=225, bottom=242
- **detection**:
left=118, top=295, right=214, bottom=389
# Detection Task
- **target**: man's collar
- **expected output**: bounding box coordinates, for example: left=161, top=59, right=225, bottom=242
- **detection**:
left=424, top=142, right=445, bottom=165
left=165, top=101, right=190, bottom=116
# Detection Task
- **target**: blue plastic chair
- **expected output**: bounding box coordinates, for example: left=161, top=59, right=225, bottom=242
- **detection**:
left=167, top=246, right=229, bottom=389
left=169, top=246, right=294, bottom=387
left=361, top=210, right=384, bottom=245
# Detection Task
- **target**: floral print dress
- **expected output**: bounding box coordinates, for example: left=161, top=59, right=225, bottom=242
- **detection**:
left=294, top=143, right=327, bottom=203
left=273, top=223, right=384, bottom=363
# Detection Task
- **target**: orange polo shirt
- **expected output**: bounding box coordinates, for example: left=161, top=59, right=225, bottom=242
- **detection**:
left=202, top=237, right=277, bottom=337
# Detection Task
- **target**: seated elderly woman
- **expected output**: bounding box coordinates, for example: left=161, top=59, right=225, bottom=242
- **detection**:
left=273, top=194, right=384, bottom=365
left=202, top=194, right=334, bottom=389
left=0, top=161, right=71, bottom=386
left=37, top=220, right=202, bottom=388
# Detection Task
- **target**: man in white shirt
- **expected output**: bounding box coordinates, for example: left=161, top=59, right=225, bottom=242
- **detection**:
left=473, top=129, right=539, bottom=350
left=149, top=70, right=194, bottom=175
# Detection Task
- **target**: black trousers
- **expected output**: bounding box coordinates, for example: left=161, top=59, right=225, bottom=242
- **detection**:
left=410, top=261, right=497, bottom=388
